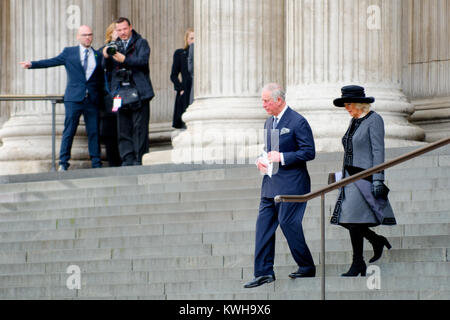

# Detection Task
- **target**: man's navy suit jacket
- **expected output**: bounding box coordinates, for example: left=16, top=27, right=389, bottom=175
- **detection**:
left=262, top=107, right=316, bottom=199
left=31, top=46, right=103, bottom=104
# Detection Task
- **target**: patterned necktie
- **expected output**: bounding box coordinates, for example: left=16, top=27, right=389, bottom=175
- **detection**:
left=83, top=49, right=89, bottom=74
left=272, top=117, right=278, bottom=130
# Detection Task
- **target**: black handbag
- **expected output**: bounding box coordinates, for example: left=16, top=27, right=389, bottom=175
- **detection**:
left=116, top=83, right=141, bottom=111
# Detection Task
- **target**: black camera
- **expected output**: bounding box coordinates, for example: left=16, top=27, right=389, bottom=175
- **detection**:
left=106, top=41, right=124, bottom=56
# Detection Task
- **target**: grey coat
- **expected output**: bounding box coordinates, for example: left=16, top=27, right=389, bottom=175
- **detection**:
left=331, top=111, right=396, bottom=226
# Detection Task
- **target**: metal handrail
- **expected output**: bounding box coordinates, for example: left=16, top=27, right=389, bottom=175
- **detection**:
left=0, top=94, right=64, bottom=172
left=275, top=136, right=450, bottom=301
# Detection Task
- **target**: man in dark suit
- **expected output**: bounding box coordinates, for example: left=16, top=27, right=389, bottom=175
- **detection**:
left=103, top=17, right=155, bottom=166
left=244, top=83, right=316, bottom=288
left=20, top=25, right=103, bottom=171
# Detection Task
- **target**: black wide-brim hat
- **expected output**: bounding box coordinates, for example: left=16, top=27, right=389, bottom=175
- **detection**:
left=333, top=85, right=375, bottom=107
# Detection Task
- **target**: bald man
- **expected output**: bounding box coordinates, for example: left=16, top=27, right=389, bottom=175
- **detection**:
left=20, top=25, right=104, bottom=171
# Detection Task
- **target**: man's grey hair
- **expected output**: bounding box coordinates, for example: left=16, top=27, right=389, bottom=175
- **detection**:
left=262, top=83, right=286, bottom=102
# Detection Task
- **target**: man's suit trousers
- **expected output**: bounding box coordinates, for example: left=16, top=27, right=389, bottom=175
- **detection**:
left=117, top=100, right=150, bottom=166
left=60, top=98, right=101, bottom=169
left=254, top=197, right=315, bottom=277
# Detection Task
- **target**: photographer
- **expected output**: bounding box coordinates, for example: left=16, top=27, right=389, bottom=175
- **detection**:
left=103, top=17, right=155, bottom=166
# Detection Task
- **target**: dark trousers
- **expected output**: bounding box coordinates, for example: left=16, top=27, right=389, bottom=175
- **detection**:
left=60, top=98, right=101, bottom=169
left=341, top=224, right=379, bottom=262
left=254, top=197, right=315, bottom=277
left=117, top=100, right=150, bottom=165
left=100, top=115, right=121, bottom=167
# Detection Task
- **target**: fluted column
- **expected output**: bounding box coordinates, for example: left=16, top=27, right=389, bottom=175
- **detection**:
left=0, top=0, right=11, bottom=132
left=171, top=0, right=285, bottom=163
left=286, top=0, right=425, bottom=152
left=0, top=0, right=117, bottom=175
left=118, top=0, right=194, bottom=148
left=405, top=0, right=450, bottom=142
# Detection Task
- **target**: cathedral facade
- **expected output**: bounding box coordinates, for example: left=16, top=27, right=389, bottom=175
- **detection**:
left=0, top=0, right=448, bottom=174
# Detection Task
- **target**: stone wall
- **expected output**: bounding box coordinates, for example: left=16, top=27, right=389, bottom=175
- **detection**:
left=0, top=0, right=448, bottom=174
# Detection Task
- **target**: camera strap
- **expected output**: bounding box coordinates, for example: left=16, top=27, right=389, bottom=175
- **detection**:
left=104, top=71, right=121, bottom=97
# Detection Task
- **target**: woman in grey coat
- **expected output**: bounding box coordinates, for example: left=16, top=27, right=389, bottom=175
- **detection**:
left=331, top=85, right=396, bottom=277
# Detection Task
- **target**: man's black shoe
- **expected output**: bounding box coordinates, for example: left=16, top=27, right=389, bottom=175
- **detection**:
left=289, top=269, right=316, bottom=279
left=244, top=275, right=275, bottom=288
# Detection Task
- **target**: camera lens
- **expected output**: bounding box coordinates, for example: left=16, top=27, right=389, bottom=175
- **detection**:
left=106, top=46, right=117, bottom=56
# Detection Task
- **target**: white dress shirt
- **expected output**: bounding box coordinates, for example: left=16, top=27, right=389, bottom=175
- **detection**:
left=79, top=45, right=96, bottom=80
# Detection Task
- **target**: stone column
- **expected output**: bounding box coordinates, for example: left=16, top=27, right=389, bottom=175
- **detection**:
left=0, top=0, right=11, bottom=133
left=404, top=0, right=450, bottom=142
left=286, top=0, right=425, bottom=152
left=0, top=0, right=117, bottom=175
left=117, top=0, right=194, bottom=149
left=170, top=0, right=285, bottom=164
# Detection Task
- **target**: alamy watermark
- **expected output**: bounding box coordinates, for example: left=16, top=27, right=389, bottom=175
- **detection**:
left=66, top=5, right=81, bottom=30
left=66, top=265, right=81, bottom=290
left=171, top=126, right=279, bottom=169
left=366, top=265, right=381, bottom=290
left=367, top=5, right=382, bottom=30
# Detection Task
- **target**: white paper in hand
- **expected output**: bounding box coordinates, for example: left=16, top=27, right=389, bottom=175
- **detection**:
left=260, top=151, right=273, bottom=178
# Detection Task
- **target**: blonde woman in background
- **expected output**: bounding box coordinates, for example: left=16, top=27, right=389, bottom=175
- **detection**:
left=99, top=23, right=121, bottom=167
left=170, top=28, right=194, bottom=129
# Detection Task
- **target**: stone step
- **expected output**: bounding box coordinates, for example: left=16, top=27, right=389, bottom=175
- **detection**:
left=0, top=211, right=448, bottom=244
left=0, top=233, right=204, bottom=252
left=1, top=248, right=447, bottom=278
left=0, top=189, right=267, bottom=213
left=161, top=276, right=450, bottom=295
left=2, top=170, right=449, bottom=204
left=0, top=222, right=447, bottom=253
left=0, top=274, right=447, bottom=299
left=212, top=236, right=450, bottom=256
left=8, top=290, right=446, bottom=300
left=0, top=207, right=448, bottom=242
left=0, top=155, right=448, bottom=196
left=0, top=242, right=218, bottom=265
left=0, top=200, right=261, bottom=222
left=248, top=261, right=450, bottom=279
left=0, top=168, right=256, bottom=194
left=164, top=291, right=417, bottom=300
left=223, top=248, right=448, bottom=267
left=204, top=224, right=450, bottom=243
left=2, top=184, right=450, bottom=212
left=0, top=261, right=448, bottom=290
left=0, top=236, right=446, bottom=267
left=0, top=284, right=165, bottom=299
left=167, top=289, right=450, bottom=300
left=0, top=257, right=224, bottom=276
left=268, top=290, right=450, bottom=300
left=0, top=178, right=262, bottom=203
left=0, top=209, right=449, bottom=233
left=1, top=190, right=450, bottom=223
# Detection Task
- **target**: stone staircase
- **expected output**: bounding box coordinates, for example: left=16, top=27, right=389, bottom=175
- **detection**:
left=0, top=146, right=449, bottom=300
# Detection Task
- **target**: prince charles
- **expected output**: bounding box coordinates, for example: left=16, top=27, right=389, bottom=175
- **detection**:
left=244, top=83, right=316, bottom=288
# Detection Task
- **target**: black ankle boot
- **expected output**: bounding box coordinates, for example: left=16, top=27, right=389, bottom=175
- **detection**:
left=369, top=235, right=392, bottom=263
left=341, top=260, right=367, bottom=277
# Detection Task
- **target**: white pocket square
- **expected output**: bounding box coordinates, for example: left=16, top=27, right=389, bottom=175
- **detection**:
left=280, top=128, right=290, bottom=135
